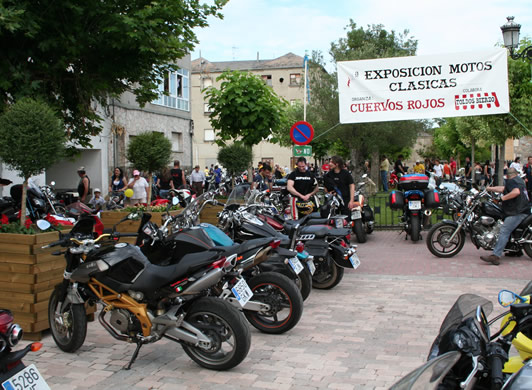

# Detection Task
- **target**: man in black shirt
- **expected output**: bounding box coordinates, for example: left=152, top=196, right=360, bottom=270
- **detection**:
left=324, top=155, right=355, bottom=214
left=170, top=160, right=186, bottom=189
left=464, top=156, right=472, bottom=190
left=394, top=155, right=405, bottom=176
left=287, top=157, right=318, bottom=216
left=480, top=168, right=530, bottom=265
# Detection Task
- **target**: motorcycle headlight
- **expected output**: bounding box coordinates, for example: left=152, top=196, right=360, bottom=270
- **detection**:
left=32, top=198, right=45, bottom=207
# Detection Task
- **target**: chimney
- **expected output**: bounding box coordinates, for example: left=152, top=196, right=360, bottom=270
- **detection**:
left=257, top=52, right=259, bottom=61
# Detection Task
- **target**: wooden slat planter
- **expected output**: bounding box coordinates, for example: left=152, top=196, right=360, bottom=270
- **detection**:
left=0, top=230, right=94, bottom=340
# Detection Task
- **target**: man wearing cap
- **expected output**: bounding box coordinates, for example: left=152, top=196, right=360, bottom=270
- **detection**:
left=77, top=166, right=91, bottom=204
left=127, top=170, right=149, bottom=205
left=480, top=167, right=530, bottom=265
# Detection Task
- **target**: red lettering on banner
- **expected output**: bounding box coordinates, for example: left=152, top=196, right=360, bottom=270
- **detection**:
left=454, top=92, right=499, bottom=110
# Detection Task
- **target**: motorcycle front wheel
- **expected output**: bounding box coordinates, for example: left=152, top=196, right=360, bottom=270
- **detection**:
left=48, top=287, right=87, bottom=352
left=312, top=255, right=344, bottom=289
left=244, top=272, right=303, bottom=334
left=182, top=297, right=251, bottom=370
left=426, top=222, right=466, bottom=258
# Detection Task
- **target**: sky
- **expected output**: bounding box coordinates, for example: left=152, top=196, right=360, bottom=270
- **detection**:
left=192, top=0, right=532, bottom=68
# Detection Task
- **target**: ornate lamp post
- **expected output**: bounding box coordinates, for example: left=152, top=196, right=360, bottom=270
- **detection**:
left=500, top=16, right=532, bottom=61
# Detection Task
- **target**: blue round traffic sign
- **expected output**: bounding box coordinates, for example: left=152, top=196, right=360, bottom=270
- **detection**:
left=290, top=121, right=314, bottom=145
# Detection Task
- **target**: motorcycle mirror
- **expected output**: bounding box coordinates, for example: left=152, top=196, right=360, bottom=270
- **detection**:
left=36, top=219, right=51, bottom=231
left=439, top=184, right=445, bottom=189
left=127, top=212, right=141, bottom=220
left=172, top=196, right=179, bottom=206
left=50, top=181, right=56, bottom=186
left=498, top=289, right=525, bottom=307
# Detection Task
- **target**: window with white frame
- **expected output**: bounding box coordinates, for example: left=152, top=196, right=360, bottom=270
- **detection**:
left=153, top=68, right=190, bottom=111
left=204, top=129, right=215, bottom=142
left=172, top=132, right=182, bottom=152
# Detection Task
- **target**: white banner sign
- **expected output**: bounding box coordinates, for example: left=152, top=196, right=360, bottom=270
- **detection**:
left=337, top=49, right=509, bottom=124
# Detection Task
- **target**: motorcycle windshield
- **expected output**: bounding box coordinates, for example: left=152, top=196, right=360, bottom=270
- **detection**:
left=27, top=178, right=44, bottom=197
left=226, top=184, right=251, bottom=207
left=428, top=294, right=492, bottom=359
left=390, top=351, right=461, bottom=390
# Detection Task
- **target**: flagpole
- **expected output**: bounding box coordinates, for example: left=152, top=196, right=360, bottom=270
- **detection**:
left=303, top=55, right=307, bottom=121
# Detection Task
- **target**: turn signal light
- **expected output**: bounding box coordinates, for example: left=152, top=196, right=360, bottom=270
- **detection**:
left=295, top=242, right=305, bottom=253
left=269, top=240, right=281, bottom=249
left=31, top=342, right=43, bottom=352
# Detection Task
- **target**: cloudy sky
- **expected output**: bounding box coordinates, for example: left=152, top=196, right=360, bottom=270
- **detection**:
left=192, top=0, right=532, bottom=67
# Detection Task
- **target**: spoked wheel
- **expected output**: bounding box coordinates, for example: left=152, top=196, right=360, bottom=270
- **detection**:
left=182, top=297, right=251, bottom=370
left=426, top=222, right=466, bottom=258
left=244, top=272, right=303, bottom=334
left=312, top=255, right=344, bottom=289
left=48, top=287, right=87, bottom=352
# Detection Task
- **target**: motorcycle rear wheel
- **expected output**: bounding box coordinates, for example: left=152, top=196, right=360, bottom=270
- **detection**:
left=410, top=214, right=421, bottom=242
left=353, top=219, right=367, bottom=243
left=48, top=287, right=87, bottom=353
left=244, top=272, right=303, bottom=334
left=523, top=231, right=532, bottom=260
left=312, top=255, right=344, bottom=289
left=294, top=267, right=312, bottom=301
left=182, top=297, right=251, bottom=370
left=426, top=222, right=466, bottom=258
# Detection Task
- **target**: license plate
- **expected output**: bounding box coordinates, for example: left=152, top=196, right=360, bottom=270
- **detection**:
left=288, top=257, right=304, bottom=275
left=334, top=218, right=344, bottom=228
left=231, top=278, right=253, bottom=307
left=351, top=210, right=362, bottom=219
left=408, top=200, right=421, bottom=210
left=2, top=364, right=50, bottom=390
left=306, top=259, right=316, bottom=275
left=349, top=253, right=361, bottom=269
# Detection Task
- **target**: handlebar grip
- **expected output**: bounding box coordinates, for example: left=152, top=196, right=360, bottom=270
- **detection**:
left=488, top=343, right=506, bottom=390
left=42, top=239, right=64, bottom=249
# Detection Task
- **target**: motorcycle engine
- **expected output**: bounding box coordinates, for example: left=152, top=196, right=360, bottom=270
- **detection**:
left=109, top=308, right=139, bottom=334
left=473, top=217, right=503, bottom=250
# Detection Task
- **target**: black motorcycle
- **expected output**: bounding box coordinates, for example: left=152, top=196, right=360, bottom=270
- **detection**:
left=350, top=175, right=375, bottom=243
left=44, top=215, right=251, bottom=371
left=426, top=188, right=532, bottom=258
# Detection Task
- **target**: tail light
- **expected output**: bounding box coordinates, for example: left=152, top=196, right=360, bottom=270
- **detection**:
left=295, top=241, right=304, bottom=253
left=211, top=256, right=227, bottom=269
left=269, top=240, right=281, bottom=249
left=345, top=234, right=351, bottom=242
left=0, top=310, right=13, bottom=334
left=0, top=310, right=23, bottom=348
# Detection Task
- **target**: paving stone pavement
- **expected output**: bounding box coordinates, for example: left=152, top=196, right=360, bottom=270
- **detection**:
left=19, top=230, right=532, bottom=390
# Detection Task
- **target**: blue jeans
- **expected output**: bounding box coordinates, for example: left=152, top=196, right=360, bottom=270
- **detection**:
left=380, top=170, right=388, bottom=192
left=492, top=213, right=528, bottom=257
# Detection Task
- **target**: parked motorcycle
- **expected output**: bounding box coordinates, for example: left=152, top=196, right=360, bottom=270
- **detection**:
left=43, top=215, right=251, bottom=371
left=389, top=174, right=440, bottom=242
left=351, top=174, right=375, bottom=243
left=0, top=309, right=49, bottom=389
left=390, top=292, right=531, bottom=389
left=426, top=187, right=532, bottom=258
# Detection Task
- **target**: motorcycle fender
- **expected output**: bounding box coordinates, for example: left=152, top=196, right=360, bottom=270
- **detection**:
left=329, top=243, right=354, bottom=269
left=272, top=246, right=297, bottom=257
left=64, top=284, right=84, bottom=305
left=257, top=254, right=295, bottom=278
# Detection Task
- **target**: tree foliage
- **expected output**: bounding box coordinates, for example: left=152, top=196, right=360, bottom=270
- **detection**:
left=205, top=70, right=291, bottom=147
left=126, top=131, right=172, bottom=209
left=0, top=97, right=66, bottom=225
left=217, top=144, right=253, bottom=177
left=0, top=0, right=227, bottom=148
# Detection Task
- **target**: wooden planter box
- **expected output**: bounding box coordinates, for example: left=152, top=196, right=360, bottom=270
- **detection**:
left=0, top=230, right=94, bottom=340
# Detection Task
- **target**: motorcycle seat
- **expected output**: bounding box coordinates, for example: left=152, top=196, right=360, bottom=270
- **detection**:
left=209, top=237, right=274, bottom=257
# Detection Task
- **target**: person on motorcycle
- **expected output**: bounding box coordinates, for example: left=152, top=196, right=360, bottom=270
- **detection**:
left=323, top=155, right=355, bottom=214
left=287, top=157, right=319, bottom=216
left=480, top=167, right=531, bottom=265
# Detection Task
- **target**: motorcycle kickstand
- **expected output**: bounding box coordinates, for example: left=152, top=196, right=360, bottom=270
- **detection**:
left=124, top=341, right=143, bottom=370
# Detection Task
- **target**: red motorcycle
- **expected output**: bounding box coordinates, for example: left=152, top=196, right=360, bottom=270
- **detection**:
left=388, top=171, right=399, bottom=189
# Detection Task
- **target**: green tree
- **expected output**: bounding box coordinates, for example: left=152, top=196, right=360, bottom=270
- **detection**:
left=0, top=98, right=66, bottom=226
left=0, top=0, right=227, bottom=148
left=205, top=70, right=291, bottom=148
left=217, top=144, right=253, bottom=186
left=126, top=131, right=172, bottom=210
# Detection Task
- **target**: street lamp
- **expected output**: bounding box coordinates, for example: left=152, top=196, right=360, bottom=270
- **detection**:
left=500, top=16, right=532, bottom=61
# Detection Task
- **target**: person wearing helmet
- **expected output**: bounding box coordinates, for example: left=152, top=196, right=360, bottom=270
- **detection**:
left=287, top=157, right=319, bottom=218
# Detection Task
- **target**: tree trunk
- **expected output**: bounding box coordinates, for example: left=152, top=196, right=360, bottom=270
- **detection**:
left=147, top=174, right=153, bottom=211
left=349, top=148, right=359, bottom=181
left=370, top=150, right=379, bottom=187
left=20, top=178, right=28, bottom=226
left=471, top=138, right=475, bottom=171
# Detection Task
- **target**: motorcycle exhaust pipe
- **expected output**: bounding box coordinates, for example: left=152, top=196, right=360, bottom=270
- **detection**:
left=181, top=268, right=223, bottom=295
left=424, top=209, right=432, bottom=216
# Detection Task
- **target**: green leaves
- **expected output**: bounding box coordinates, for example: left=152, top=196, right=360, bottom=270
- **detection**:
left=126, top=131, right=172, bottom=174
left=205, top=70, right=290, bottom=148
left=217, top=144, right=253, bottom=177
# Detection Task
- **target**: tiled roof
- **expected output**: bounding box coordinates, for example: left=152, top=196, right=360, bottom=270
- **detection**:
left=191, top=52, right=304, bottom=73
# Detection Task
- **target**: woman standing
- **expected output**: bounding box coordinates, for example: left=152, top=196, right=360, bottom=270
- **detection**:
left=127, top=170, right=149, bottom=205
left=109, top=167, right=128, bottom=195
left=156, top=167, right=172, bottom=199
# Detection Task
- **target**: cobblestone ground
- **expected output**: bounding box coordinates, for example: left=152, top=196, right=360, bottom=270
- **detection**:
left=20, top=230, right=532, bottom=390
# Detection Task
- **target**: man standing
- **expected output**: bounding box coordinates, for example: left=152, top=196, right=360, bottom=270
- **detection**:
left=189, top=165, right=206, bottom=195
left=321, top=159, right=330, bottom=175
left=380, top=156, right=389, bottom=192
left=525, top=156, right=532, bottom=201
left=480, top=168, right=530, bottom=265
left=287, top=157, right=319, bottom=217
left=77, top=166, right=90, bottom=204
left=324, top=155, right=355, bottom=214
left=252, top=164, right=272, bottom=191
left=449, top=156, right=457, bottom=179
left=170, top=160, right=186, bottom=190
left=394, top=155, right=405, bottom=176
left=465, top=156, right=472, bottom=189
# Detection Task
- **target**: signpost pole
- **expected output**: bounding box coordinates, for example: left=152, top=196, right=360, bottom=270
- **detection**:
left=303, top=55, right=308, bottom=121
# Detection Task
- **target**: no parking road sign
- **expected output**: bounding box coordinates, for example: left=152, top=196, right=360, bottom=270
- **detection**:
left=290, top=121, right=314, bottom=146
